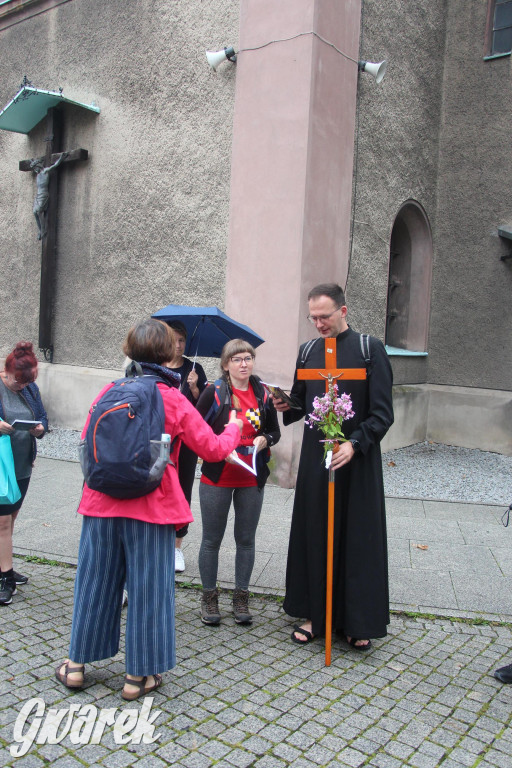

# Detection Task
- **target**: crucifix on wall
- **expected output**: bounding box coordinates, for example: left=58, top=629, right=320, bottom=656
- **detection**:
left=0, top=79, right=100, bottom=363
left=19, top=107, right=88, bottom=362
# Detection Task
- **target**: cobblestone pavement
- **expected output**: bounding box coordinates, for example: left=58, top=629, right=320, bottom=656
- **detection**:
left=1, top=561, right=512, bottom=767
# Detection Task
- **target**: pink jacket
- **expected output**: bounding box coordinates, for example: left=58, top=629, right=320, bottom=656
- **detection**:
left=78, top=382, right=240, bottom=526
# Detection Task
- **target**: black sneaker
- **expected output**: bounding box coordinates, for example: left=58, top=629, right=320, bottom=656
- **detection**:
left=494, top=662, right=512, bottom=684
left=0, top=576, right=17, bottom=605
left=12, top=570, right=28, bottom=585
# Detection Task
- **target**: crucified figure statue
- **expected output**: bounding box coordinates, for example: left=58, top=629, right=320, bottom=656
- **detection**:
left=30, top=152, right=67, bottom=240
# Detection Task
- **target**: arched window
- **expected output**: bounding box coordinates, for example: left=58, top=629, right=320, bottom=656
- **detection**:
left=385, top=201, right=433, bottom=353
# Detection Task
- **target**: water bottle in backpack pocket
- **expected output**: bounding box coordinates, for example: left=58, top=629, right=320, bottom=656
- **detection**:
left=79, top=374, right=172, bottom=499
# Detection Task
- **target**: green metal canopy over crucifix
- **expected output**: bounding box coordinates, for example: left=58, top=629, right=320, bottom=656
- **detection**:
left=0, top=78, right=100, bottom=361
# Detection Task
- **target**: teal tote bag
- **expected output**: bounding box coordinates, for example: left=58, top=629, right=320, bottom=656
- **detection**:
left=0, top=434, right=21, bottom=505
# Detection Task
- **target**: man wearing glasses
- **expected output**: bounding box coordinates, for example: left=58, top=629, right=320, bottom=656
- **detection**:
left=272, top=283, right=394, bottom=650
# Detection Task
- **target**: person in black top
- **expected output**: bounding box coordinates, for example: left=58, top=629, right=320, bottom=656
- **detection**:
left=196, top=339, right=280, bottom=625
left=167, top=321, right=208, bottom=572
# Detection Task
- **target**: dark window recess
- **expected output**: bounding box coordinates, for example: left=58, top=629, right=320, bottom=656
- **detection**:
left=385, top=221, right=411, bottom=350
left=492, top=0, right=512, bottom=54
left=385, top=201, right=432, bottom=353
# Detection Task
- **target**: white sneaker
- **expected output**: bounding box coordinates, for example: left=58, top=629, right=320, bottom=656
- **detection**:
left=175, top=548, right=185, bottom=573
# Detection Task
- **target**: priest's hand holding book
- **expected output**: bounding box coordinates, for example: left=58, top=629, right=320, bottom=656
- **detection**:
left=271, top=395, right=290, bottom=413
left=261, top=382, right=301, bottom=412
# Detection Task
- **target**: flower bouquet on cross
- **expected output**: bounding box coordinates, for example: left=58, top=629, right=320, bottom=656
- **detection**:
left=305, top=380, right=355, bottom=467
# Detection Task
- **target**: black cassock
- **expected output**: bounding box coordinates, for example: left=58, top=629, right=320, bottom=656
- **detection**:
left=283, top=327, right=394, bottom=639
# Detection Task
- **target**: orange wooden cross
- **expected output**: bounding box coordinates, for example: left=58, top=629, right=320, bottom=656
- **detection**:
left=297, top=337, right=366, bottom=666
left=296, top=338, right=366, bottom=388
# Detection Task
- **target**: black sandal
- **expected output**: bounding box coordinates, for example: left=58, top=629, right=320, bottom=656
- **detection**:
left=291, top=624, right=315, bottom=644
left=55, top=661, right=85, bottom=689
left=122, top=673, right=163, bottom=701
left=345, top=635, right=372, bottom=651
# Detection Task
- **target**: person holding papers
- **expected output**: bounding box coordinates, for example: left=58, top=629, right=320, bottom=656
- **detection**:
left=0, top=342, right=47, bottom=606
left=196, top=339, right=280, bottom=626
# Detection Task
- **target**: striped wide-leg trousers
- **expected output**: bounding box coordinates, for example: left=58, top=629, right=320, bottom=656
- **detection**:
left=69, top=515, right=176, bottom=676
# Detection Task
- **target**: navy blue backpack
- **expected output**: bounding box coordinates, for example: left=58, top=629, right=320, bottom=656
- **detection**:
left=79, top=364, right=171, bottom=499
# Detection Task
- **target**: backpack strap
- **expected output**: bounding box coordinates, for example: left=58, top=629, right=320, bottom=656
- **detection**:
left=300, top=338, right=321, bottom=367
left=251, top=376, right=268, bottom=408
left=204, top=379, right=231, bottom=425
left=360, top=334, right=371, bottom=369
left=167, top=435, right=179, bottom=468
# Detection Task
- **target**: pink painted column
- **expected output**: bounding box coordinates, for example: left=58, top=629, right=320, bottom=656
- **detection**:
left=225, top=0, right=362, bottom=485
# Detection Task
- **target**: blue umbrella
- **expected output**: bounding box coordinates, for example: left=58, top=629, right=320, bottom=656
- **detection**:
left=152, top=304, right=265, bottom=358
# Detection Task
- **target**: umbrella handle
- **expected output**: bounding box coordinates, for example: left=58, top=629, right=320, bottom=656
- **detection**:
left=189, top=318, right=203, bottom=360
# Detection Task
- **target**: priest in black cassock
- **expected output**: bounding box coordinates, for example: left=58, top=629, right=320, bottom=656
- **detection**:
left=273, top=284, right=394, bottom=650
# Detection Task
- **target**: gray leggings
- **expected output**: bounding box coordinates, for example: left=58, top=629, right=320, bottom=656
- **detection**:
left=198, top=484, right=264, bottom=591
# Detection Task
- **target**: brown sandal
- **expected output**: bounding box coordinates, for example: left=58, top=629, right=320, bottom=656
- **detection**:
left=55, top=660, right=85, bottom=689
left=121, top=673, right=163, bottom=701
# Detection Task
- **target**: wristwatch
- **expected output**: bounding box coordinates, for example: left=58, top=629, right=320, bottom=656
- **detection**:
left=349, top=438, right=361, bottom=452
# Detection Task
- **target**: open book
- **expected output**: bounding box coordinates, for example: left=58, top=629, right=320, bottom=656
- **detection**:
left=260, top=382, right=302, bottom=410
left=230, top=448, right=258, bottom=476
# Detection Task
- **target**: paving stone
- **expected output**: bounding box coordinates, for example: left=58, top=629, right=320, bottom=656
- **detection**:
left=197, top=739, right=232, bottom=760
left=336, top=746, right=368, bottom=767
left=173, top=751, right=213, bottom=768
left=408, top=750, right=449, bottom=768
left=239, top=734, right=273, bottom=755
left=101, top=751, right=138, bottom=768
left=479, top=750, right=512, bottom=768
left=222, top=748, right=257, bottom=767
left=302, top=742, right=338, bottom=765
left=250, top=756, right=287, bottom=768
left=272, top=741, right=303, bottom=762
left=367, top=754, right=403, bottom=768
left=4, top=753, right=47, bottom=768
left=155, top=741, right=189, bottom=762
left=384, top=739, right=416, bottom=760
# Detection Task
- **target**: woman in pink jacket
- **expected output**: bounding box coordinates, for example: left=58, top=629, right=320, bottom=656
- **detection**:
left=56, top=319, right=242, bottom=701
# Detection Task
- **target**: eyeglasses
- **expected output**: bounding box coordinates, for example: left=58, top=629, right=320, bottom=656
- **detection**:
left=230, top=356, right=254, bottom=365
left=307, top=307, right=341, bottom=325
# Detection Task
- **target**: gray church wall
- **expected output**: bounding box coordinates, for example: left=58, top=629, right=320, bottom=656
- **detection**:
left=0, top=0, right=238, bottom=369
left=430, top=0, right=512, bottom=392
left=347, top=0, right=446, bottom=389
left=341, top=1, right=512, bottom=455
left=348, top=0, right=511, bottom=395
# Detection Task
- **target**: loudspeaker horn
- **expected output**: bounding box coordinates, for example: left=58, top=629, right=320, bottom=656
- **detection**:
left=358, top=59, right=387, bottom=84
left=206, top=46, right=237, bottom=72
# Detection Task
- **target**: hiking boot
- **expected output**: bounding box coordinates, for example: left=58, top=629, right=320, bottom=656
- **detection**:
left=12, top=570, right=28, bottom=585
left=0, top=575, right=17, bottom=605
left=233, top=588, right=252, bottom=625
left=201, top=588, right=221, bottom=625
